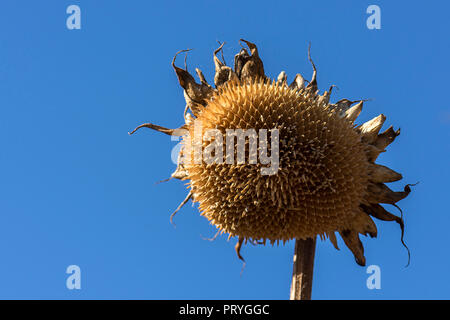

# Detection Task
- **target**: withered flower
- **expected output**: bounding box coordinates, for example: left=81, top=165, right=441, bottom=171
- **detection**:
left=130, top=40, right=413, bottom=270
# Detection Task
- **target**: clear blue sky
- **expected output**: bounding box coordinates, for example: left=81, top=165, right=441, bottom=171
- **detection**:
left=0, top=0, right=449, bottom=299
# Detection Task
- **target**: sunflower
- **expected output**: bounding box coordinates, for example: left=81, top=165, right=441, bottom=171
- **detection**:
left=130, top=39, right=413, bottom=267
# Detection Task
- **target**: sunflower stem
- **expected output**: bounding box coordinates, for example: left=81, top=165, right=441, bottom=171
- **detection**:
left=290, top=237, right=316, bottom=300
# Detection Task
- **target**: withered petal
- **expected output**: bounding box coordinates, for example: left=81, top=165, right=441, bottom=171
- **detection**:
left=172, top=49, right=213, bottom=106
left=289, top=74, right=305, bottom=91
left=352, top=210, right=377, bottom=238
left=339, top=230, right=366, bottom=266
left=128, top=123, right=186, bottom=136
left=367, top=183, right=412, bottom=205
left=170, top=191, right=193, bottom=226
left=368, top=163, right=403, bottom=183
left=345, top=100, right=363, bottom=122
left=373, top=126, right=400, bottom=150
left=238, top=39, right=265, bottom=80
left=359, top=114, right=386, bottom=143
left=327, top=232, right=339, bottom=250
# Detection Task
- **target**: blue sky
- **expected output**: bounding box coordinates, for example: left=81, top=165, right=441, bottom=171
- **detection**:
left=0, top=0, right=449, bottom=299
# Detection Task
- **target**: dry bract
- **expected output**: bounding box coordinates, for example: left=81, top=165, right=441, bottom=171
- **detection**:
left=130, top=40, right=413, bottom=266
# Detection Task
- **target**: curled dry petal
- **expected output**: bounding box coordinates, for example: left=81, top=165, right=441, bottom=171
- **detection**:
left=334, top=99, right=355, bottom=111
left=214, top=42, right=237, bottom=87
left=367, top=183, right=412, bottom=205
left=373, top=126, right=400, bottom=150
left=305, top=43, right=318, bottom=93
left=235, top=236, right=245, bottom=262
left=318, top=85, right=335, bottom=105
left=289, top=74, right=305, bottom=91
left=170, top=191, right=193, bottom=226
left=361, top=203, right=401, bottom=222
left=172, top=49, right=213, bottom=107
left=234, top=48, right=250, bottom=79
left=368, top=163, right=403, bottom=183
left=327, top=232, right=339, bottom=250
left=237, top=39, right=265, bottom=80
left=339, top=230, right=366, bottom=266
left=359, top=114, right=387, bottom=143
left=195, top=68, right=210, bottom=87
left=361, top=203, right=410, bottom=266
left=351, top=210, right=377, bottom=237
left=128, top=123, right=186, bottom=136
left=345, top=101, right=363, bottom=122
left=277, top=71, right=287, bottom=86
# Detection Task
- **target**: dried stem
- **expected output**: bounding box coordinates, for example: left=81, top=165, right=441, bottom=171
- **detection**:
left=290, top=237, right=316, bottom=300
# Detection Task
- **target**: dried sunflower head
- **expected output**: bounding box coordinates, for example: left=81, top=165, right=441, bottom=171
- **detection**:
left=130, top=40, right=413, bottom=266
